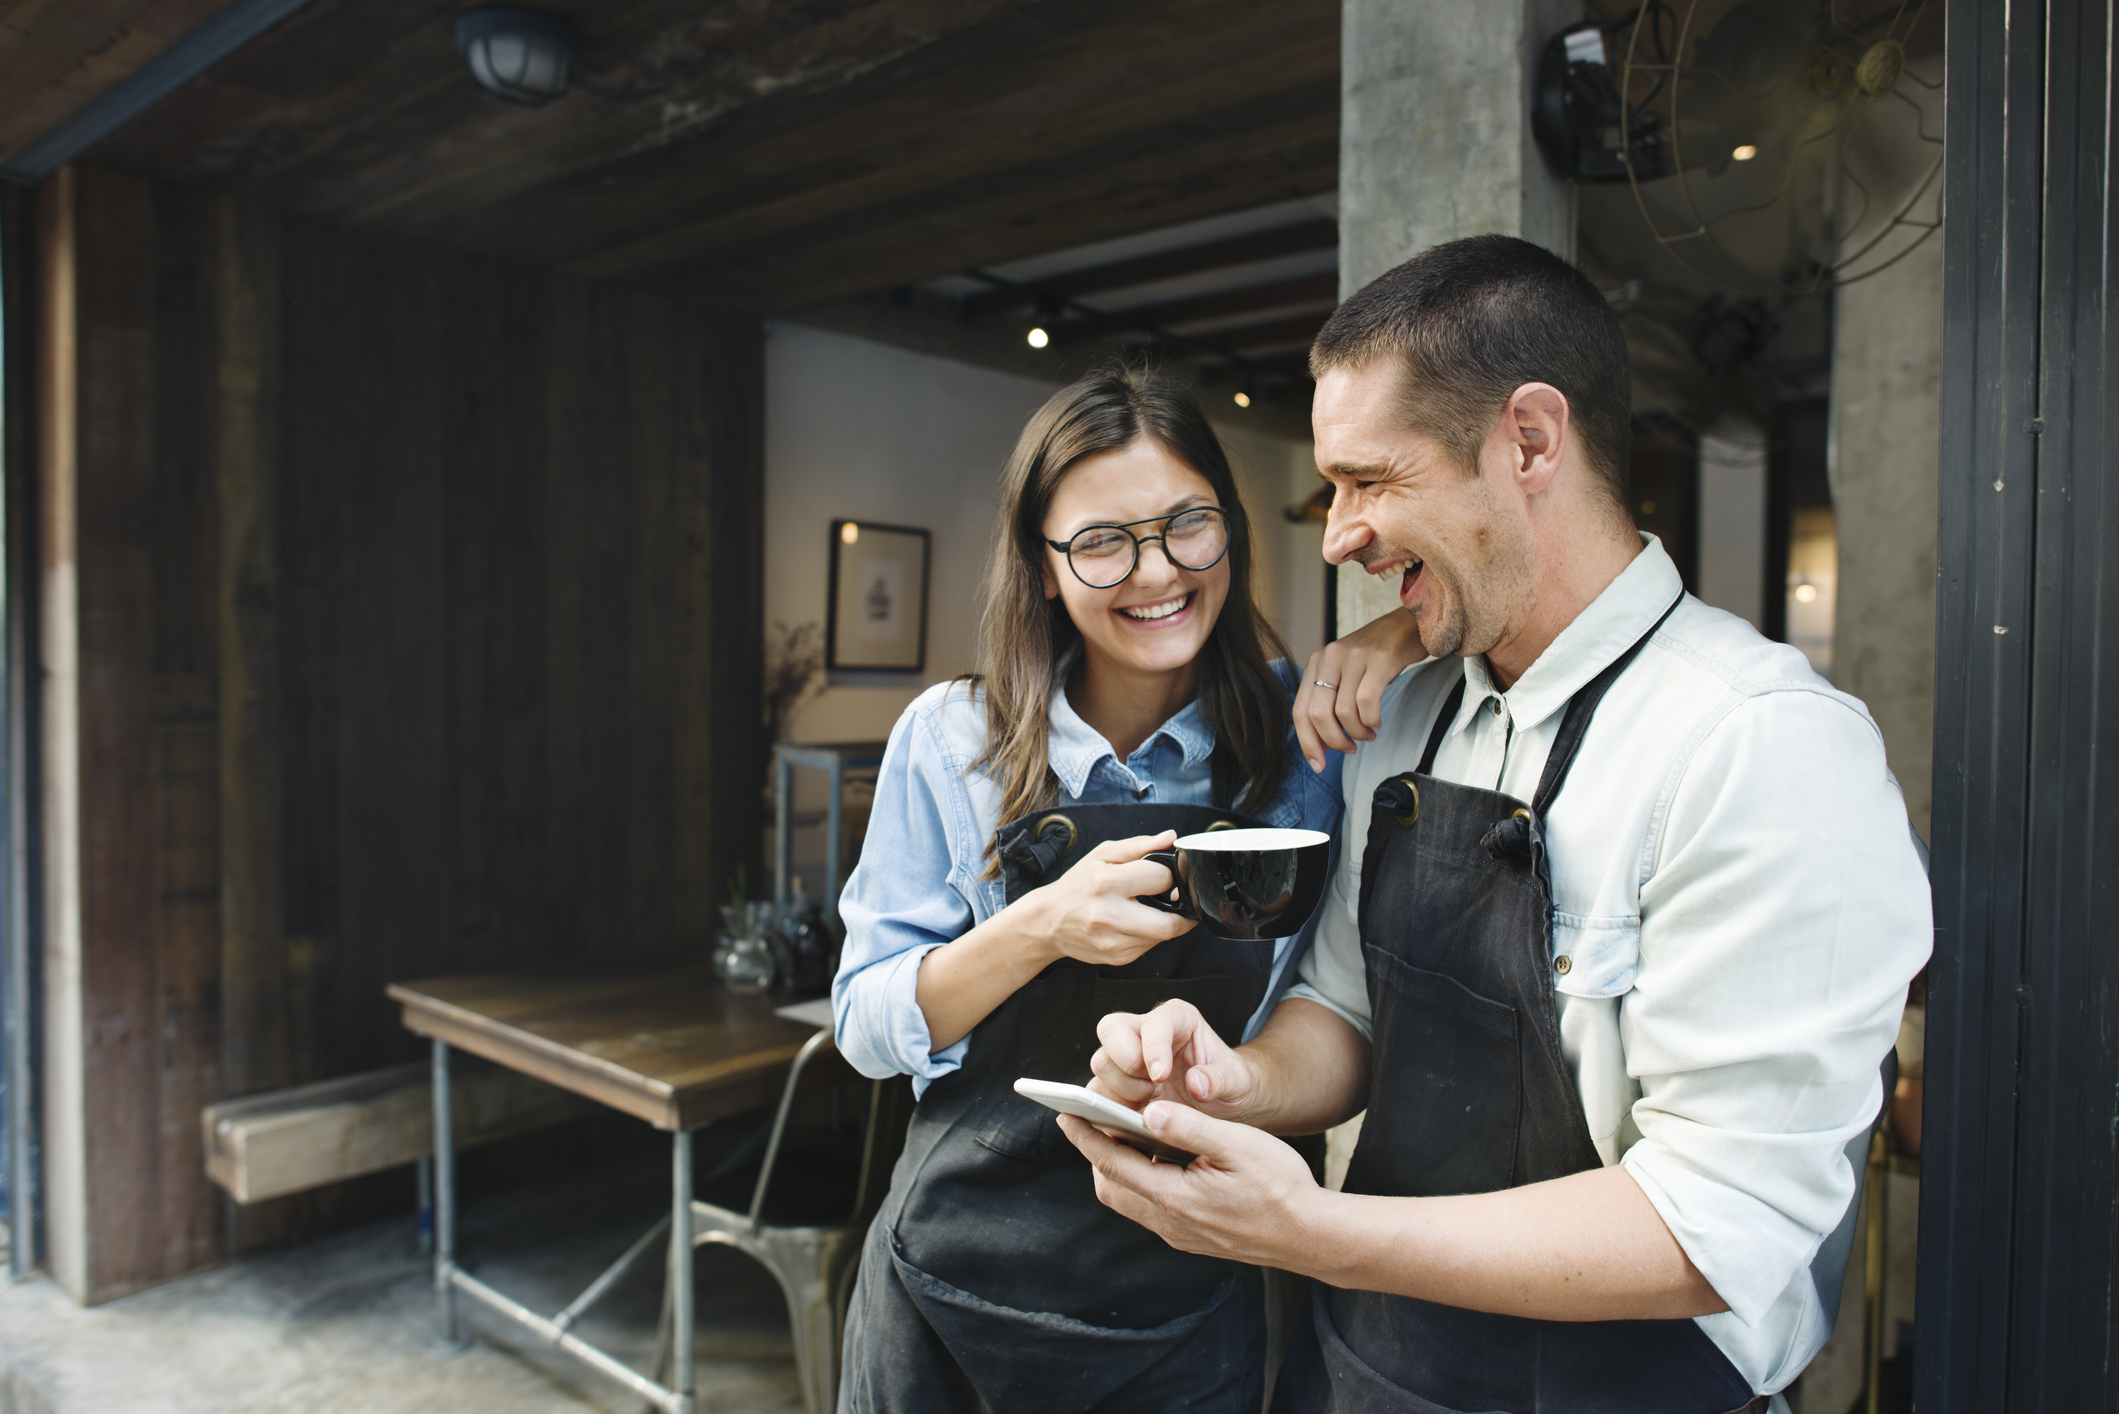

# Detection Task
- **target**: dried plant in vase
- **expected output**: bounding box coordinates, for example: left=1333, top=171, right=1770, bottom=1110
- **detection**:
left=764, top=620, right=827, bottom=744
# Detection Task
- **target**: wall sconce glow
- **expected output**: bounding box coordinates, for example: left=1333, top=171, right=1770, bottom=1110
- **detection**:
left=1731, top=144, right=1759, bottom=162
left=1232, top=391, right=1251, bottom=408
left=457, top=9, right=576, bottom=108
left=1793, top=582, right=1819, bottom=603
left=840, top=523, right=860, bottom=545
left=1026, top=327, right=1050, bottom=349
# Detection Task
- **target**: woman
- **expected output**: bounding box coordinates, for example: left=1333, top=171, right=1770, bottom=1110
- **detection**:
left=832, top=366, right=1416, bottom=1412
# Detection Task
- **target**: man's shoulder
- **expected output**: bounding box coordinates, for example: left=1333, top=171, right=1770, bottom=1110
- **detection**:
left=1646, top=597, right=1881, bottom=733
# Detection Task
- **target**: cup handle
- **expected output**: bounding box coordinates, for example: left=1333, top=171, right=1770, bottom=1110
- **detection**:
left=1137, top=850, right=1193, bottom=918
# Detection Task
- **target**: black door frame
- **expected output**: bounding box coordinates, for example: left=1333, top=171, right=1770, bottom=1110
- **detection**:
left=1918, top=0, right=2119, bottom=1407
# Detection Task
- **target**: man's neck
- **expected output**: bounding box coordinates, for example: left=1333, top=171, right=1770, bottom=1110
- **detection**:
left=1484, top=520, right=1644, bottom=691
left=1068, top=651, right=1198, bottom=762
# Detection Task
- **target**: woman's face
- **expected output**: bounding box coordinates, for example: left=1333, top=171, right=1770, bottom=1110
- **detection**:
left=1040, top=437, right=1232, bottom=689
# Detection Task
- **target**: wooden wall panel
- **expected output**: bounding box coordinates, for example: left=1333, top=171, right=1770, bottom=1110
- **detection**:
left=39, top=167, right=767, bottom=1299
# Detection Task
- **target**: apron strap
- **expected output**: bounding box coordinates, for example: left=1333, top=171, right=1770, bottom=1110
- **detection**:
left=1415, top=676, right=1469, bottom=776
left=1528, top=592, right=1686, bottom=817
left=1208, top=741, right=1242, bottom=812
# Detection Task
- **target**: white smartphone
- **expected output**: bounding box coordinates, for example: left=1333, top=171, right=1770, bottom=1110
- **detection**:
left=1013, top=1078, right=1196, bottom=1164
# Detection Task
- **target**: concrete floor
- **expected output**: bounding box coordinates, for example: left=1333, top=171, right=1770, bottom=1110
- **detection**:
left=0, top=1158, right=807, bottom=1414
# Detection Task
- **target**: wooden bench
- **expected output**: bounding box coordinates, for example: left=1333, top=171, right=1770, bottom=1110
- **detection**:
left=203, top=1058, right=595, bottom=1204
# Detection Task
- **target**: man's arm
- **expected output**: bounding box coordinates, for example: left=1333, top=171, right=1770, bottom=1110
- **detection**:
left=1056, top=1105, right=1727, bottom=1322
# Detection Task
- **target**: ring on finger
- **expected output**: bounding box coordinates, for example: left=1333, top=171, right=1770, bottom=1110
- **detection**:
left=1315, top=679, right=1337, bottom=691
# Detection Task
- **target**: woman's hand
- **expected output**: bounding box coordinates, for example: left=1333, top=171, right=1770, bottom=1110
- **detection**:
left=1294, top=609, right=1428, bottom=772
left=1017, top=830, right=1197, bottom=969
left=916, top=830, right=1193, bottom=1054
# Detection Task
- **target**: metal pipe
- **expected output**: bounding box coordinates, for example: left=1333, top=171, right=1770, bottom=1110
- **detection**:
left=416, top=1156, right=434, bottom=1256
left=433, top=1039, right=460, bottom=1345
left=554, top=1214, right=671, bottom=1333
left=2, top=429, right=34, bottom=1283
left=671, top=1129, right=696, bottom=1414
left=774, top=749, right=791, bottom=906
left=448, top=1266, right=685, bottom=1413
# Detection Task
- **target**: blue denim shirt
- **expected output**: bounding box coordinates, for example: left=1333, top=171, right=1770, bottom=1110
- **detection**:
left=832, top=657, right=1342, bottom=1094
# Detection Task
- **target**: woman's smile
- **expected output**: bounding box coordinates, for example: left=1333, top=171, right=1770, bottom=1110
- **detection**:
left=1119, top=591, right=1195, bottom=625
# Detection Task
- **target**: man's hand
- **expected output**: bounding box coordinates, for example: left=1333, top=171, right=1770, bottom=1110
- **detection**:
left=1056, top=1102, right=1323, bottom=1270
left=1295, top=610, right=1427, bottom=772
left=1087, top=999, right=1260, bottom=1121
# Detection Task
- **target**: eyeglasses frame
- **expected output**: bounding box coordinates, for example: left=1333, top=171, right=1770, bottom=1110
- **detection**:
left=1043, top=506, right=1233, bottom=589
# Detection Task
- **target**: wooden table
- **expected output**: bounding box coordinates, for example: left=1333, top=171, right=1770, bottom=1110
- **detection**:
left=388, top=965, right=849, bottom=1414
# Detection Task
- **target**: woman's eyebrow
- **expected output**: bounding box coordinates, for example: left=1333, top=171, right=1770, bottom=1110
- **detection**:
left=1054, top=494, right=1216, bottom=537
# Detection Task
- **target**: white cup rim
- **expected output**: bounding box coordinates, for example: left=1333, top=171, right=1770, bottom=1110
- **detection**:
left=1172, top=827, right=1330, bottom=851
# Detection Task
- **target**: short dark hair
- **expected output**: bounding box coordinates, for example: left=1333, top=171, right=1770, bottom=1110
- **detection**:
left=1310, top=235, right=1632, bottom=506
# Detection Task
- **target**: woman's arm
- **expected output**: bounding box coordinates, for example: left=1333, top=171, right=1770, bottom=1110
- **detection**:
left=1293, top=609, right=1426, bottom=772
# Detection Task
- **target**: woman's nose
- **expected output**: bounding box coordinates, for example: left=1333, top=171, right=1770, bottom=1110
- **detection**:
left=1130, top=537, right=1181, bottom=583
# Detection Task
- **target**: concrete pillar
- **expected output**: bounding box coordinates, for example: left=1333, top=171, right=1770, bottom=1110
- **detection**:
left=1326, top=0, right=1579, bottom=1183
left=1335, top=0, right=1580, bottom=631
left=1828, top=234, right=1942, bottom=839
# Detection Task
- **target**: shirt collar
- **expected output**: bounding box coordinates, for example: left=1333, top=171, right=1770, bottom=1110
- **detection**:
left=1451, top=533, right=1686, bottom=741
left=1045, top=646, right=1217, bottom=797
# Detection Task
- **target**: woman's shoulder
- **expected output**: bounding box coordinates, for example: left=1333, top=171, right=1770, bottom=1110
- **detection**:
left=886, top=678, right=990, bottom=776
left=1265, top=656, right=1302, bottom=701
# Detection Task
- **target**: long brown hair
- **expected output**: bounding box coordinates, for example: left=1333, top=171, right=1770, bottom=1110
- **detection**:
left=968, top=365, right=1292, bottom=866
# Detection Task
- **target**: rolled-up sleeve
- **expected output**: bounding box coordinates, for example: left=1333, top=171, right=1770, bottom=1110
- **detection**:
left=1618, top=690, right=1931, bottom=1331
left=831, top=703, right=983, bottom=1087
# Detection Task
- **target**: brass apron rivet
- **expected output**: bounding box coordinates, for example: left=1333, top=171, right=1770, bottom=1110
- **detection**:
left=1031, top=813, right=1078, bottom=855
left=1394, top=777, right=1420, bottom=827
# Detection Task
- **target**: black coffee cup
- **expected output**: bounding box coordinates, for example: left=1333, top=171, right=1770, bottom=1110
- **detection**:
left=1140, top=827, right=1331, bottom=942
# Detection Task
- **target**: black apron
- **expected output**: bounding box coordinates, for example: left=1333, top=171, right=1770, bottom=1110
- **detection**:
left=841, top=769, right=1278, bottom=1413
left=1274, top=602, right=1767, bottom=1414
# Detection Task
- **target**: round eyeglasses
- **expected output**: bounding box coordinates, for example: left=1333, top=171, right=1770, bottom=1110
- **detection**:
left=1046, top=507, right=1231, bottom=589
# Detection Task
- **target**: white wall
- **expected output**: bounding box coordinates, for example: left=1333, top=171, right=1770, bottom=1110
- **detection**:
left=766, top=323, right=1324, bottom=745
left=1697, top=414, right=1769, bottom=631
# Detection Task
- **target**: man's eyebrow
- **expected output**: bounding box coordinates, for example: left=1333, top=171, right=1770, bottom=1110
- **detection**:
left=1321, top=461, right=1391, bottom=479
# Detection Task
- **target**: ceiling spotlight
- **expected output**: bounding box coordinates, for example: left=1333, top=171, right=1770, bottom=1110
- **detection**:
left=1232, top=391, right=1251, bottom=408
left=1026, top=327, right=1050, bottom=349
left=457, top=9, right=575, bottom=108
left=1731, top=144, right=1759, bottom=162
left=1793, top=582, right=1819, bottom=603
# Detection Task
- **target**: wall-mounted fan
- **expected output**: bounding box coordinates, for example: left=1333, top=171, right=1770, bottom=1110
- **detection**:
left=1535, top=0, right=1942, bottom=294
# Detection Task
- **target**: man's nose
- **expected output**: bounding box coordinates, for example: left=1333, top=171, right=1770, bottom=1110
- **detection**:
left=1320, top=512, right=1369, bottom=567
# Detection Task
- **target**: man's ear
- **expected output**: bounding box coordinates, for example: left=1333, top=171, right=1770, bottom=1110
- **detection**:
left=1503, top=383, right=1570, bottom=495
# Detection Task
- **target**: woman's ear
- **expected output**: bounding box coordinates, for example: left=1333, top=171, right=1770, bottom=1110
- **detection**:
left=1041, top=559, right=1060, bottom=600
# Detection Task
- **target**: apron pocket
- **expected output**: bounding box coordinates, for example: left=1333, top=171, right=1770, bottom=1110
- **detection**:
left=1301, top=1290, right=1506, bottom=1414
left=1348, top=950, right=1522, bottom=1197
left=889, top=1232, right=1240, bottom=1411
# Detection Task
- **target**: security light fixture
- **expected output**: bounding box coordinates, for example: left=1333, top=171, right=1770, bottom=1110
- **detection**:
left=457, top=9, right=575, bottom=108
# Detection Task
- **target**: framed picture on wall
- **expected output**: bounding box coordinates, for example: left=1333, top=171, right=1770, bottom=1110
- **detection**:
left=827, top=520, right=931, bottom=673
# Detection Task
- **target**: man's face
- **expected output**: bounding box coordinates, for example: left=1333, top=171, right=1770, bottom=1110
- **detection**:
left=1312, top=360, right=1534, bottom=661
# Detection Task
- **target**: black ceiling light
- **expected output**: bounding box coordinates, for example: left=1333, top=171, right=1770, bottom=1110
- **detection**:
left=456, top=9, right=575, bottom=108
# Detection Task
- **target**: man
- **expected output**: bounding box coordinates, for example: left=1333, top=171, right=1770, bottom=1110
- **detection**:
left=1058, top=235, right=1931, bottom=1413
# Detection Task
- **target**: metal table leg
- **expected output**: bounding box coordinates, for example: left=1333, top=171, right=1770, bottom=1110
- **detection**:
left=432, top=1039, right=468, bottom=1352
left=672, top=1128, right=696, bottom=1414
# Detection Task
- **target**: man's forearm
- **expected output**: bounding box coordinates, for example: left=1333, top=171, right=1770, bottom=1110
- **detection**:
left=1238, top=998, right=1372, bottom=1135
left=1280, top=1164, right=1728, bottom=1322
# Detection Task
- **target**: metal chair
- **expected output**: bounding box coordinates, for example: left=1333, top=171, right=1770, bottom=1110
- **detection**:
left=658, top=1028, right=907, bottom=1414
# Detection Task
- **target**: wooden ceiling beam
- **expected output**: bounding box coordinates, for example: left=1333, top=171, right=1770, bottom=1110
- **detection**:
left=960, top=216, right=1337, bottom=318
left=657, top=80, right=1338, bottom=307
left=0, top=0, right=226, bottom=166
left=1047, top=271, right=1338, bottom=345
left=441, top=4, right=1337, bottom=275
